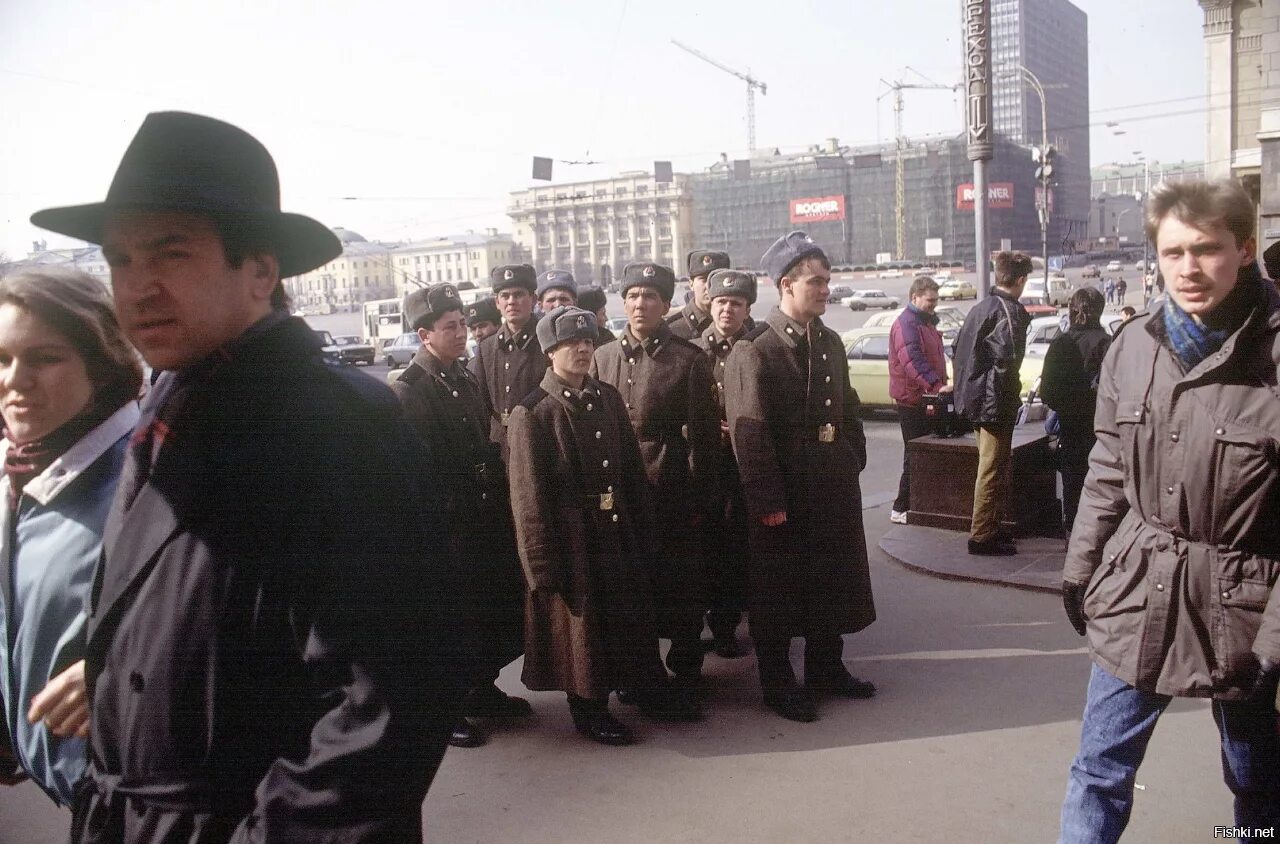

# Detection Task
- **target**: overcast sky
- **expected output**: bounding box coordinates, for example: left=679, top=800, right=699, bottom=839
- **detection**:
left=0, top=0, right=1206, bottom=257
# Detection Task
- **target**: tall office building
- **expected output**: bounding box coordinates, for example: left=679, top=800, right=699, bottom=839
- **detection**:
left=991, top=0, right=1090, bottom=252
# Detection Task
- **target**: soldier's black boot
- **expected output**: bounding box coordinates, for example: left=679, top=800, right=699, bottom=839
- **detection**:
left=568, top=695, right=635, bottom=746
left=449, top=718, right=487, bottom=748
left=665, top=636, right=708, bottom=713
left=757, top=638, right=817, bottom=723
left=464, top=683, right=533, bottom=718
left=707, top=612, right=747, bottom=659
left=804, top=635, right=876, bottom=699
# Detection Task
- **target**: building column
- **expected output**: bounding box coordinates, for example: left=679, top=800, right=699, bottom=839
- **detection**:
left=588, top=212, right=599, bottom=283
left=1201, top=0, right=1236, bottom=180
left=608, top=218, right=618, bottom=278
left=568, top=212, right=578, bottom=273
left=649, top=211, right=659, bottom=262
left=529, top=217, right=539, bottom=270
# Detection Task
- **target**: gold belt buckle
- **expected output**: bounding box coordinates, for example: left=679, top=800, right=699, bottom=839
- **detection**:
left=599, top=492, right=614, bottom=511
left=500, top=410, right=510, bottom=425
left=818, top=423, right=835, bottom=443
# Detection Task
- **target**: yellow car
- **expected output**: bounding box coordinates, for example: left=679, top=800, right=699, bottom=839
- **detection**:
left=937, top=279, right=977, bottom=300
left=841, top=326, right=1042, bottom=410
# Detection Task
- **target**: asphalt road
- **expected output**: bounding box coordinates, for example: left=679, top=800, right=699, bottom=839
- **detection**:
left=1, top=412, right=1232, bottom=843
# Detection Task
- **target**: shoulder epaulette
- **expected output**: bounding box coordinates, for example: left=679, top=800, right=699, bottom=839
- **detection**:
left=519, top=387, right=548, bottom=410
left=396, top=364, right=425, bottom=385
left=743, top=322, right=771, bottom=342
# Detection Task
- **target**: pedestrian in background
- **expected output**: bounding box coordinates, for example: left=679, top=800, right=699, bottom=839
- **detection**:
left=887, top=275, right=950, bottom=525
left=0, top=269, right=141, bottom=806
left=506, top=306, right=679, bottom=745
left=536, top=269, right=577, bottom=313
left=1038, top=287, right=1109, bottom=537
left=1059, top=179, right=1280, bottom=842
left=951, top=251, right=1032, bottom=556
left=576, top=286, right=617, bottom=348
left=465, top=297, right=501, bottom=347
left=1115, top=276, right=1127, bottom=305
left=32, top=111, right=469, bottom=840
left=391, top=283, right=531, bottom=751
left=1104, top=277, right=1115, bottom=304
left=724, top=231, right=876, bottom=724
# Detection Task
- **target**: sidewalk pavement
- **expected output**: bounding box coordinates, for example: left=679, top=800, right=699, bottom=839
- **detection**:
left=878, top=523, right=1066, bottom=594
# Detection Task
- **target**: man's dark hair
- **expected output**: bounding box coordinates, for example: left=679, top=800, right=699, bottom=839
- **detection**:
left=1068, top=287, right=1105, bottom=328
left=413, top=307, right=463, bottom=333
left=214, top=217, right=290, bottom=310
left=1120, top=305, right=1137, bottom=319
left=993, top=251, right=1034, bottom=288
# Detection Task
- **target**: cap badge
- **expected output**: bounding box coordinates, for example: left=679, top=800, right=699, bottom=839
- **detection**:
left=576, top=314, right=588, bottom=329
left=546, top=272, right=555, bottom=281
left=723, top=277, right=732, bottom=287
left=444, top=287, right=455, bottom=298
left=504, top=269, right=514, bottom=280
left=643, top=266, right=656, bottom=278
left=702, top=255, right=714, bottom=266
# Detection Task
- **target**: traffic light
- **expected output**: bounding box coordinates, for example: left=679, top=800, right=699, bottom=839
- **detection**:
left=1035, top=145, right=1057, bottom=183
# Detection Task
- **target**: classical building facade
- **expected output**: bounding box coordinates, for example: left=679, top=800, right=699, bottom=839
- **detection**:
left=387, top=230, right=517, bottom=299
left=1201, top=0, right=1280, bottom=256
left=284, top=227, right=396, bottom=313
left=507, top=172, right=695, bottom=285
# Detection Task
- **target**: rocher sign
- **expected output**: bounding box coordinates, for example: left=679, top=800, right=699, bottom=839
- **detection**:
left=955, top=182, right=1014, bottom=210
left=790, top=195, right=846, bottom=223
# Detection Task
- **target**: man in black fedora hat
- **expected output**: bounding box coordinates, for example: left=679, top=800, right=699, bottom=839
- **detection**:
left=33, top=111, right=471, bottom=842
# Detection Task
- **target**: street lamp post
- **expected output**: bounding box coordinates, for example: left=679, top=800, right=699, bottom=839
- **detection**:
left=998, top=64, right=1050, bottom=290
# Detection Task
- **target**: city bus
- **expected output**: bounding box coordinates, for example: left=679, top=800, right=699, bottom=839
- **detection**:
left=363, top=298, right=404, bottom=347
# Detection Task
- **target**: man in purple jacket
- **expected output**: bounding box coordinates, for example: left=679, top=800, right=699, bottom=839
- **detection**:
left=887, top=276, right=949, bottom=524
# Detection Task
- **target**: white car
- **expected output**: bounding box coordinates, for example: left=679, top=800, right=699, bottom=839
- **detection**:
left=1106, top=260, right=1122, bottom=272
left=1023, top=276, right=1073, bottom=307
left=847, top=289, right=900, bottom=311
left=1025, top=312, right=1133, bottom=359
left=878, top=269, right=905, bottom=279
left=937, top=279, right=977, bottom=300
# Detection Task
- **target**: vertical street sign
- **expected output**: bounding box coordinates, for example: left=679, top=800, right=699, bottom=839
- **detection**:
left=963, top=0, right=993, bottom=297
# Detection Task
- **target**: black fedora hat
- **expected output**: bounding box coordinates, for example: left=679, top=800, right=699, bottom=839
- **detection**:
left=31, top=111, right=341, bottom=279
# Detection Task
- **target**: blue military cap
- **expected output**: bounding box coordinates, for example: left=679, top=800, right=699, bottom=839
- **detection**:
left=536, top=269, right=577, bottom=299
left=760, top=231, right=827, bottom=282
left=619, top=261, right=676, bottom=302
left=404, top=283, right=462, bottom=331
left=687, top=250, right=731, bottom=280
left=577, top=285, right=607, bottom=312
left=490, top=263, right=537, bottom=294
left=465, top=296, right=500, bottom=327
left=707, top=269, right=757, bottom=305
left=536, top=305, right=598, bottom=353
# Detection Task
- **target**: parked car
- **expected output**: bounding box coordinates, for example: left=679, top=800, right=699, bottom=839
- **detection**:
left=330, top=334, right=375, bottom=366
left=1023, top=276, right=1073, bottom=307
left=827, top=285, right=854, bottom=304
left=861, top=305, right=965, bottom=342
left=878, top=269, right=905, bottom=279
left=1023, top=315, right=1064, bottom=359
left=1082, top=264, right=1101, bottom=278
left=1020, top=299, right=1058, bottom=318
left=934, top=268, right=953, bottom=280
left=383, top=332, right=420, bottom=367
left=847, top=289, right=900, bottom=310
left=840, top=326, right=1043, bottom=410
left=937, top=279, right=977, bottom=300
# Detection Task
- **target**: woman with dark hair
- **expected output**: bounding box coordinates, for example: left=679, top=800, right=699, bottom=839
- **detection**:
left=1039, top=286, right=1110, bottom=536
left=0, top=269, right=142, bottom=805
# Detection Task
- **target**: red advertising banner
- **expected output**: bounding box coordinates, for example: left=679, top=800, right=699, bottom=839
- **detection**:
left=790, top=195, right=846, bottom=223
left=955, top=182, right=1014, bottom=210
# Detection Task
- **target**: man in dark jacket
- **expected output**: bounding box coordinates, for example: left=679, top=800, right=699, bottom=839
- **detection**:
left=465, top=296, right=501, bottom=346
left=951, top=251, right=1032, bottom=555
left=470, top=264, right=546, bottom=457
left=692, top=268, right=757, bottom=658
left=576, top=285, right=618, bottom=348
left=887, top=275, right=950, bottom=524
left=666, top=250, right=731, bottom=340
left=1038, top=286, right=1110, bottom=536
left=592, top=262, right=718, bottom=713
left=391, top=284, right=531, bottom=750
left=724, top=232, right=876, bottom=723
left=31, top=111, right=469, bottom=842
left=1058, top=180, right=1280, bottom=841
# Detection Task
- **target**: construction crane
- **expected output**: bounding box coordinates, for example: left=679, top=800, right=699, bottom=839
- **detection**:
left=878, top=70, right=961, bottom=260
left=671, top=39, right=767, bottom=155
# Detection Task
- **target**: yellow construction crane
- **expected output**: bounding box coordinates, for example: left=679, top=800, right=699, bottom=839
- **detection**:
left=878, top=71, right=961, bottom=259
left=672, top=39, right=768, bottom=155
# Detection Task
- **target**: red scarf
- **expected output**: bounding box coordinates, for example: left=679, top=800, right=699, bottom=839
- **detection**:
left=4, top=409, right=108, bottom=511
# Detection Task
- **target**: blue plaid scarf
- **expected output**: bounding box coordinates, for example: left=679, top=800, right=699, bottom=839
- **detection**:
left=1161, top=294, right=1230, bottom=371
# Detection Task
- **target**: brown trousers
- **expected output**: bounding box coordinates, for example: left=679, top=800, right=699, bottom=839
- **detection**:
left=971, top=423, right=1014, bottom=542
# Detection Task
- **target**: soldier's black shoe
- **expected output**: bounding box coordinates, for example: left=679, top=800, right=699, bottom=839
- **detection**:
left=464, top=684, right=533, bottom=718
left=448, top=718, right=487, bottom=748
left=571, top=710, right=636, bottom=746
left=712, top=629, right=747, bottom=659
left=809, top=669, right=877, bottom=699
left=763, top=687, right=818, bottom=723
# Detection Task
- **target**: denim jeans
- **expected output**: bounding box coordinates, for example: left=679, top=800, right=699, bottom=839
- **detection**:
left=1060, top=663, right=1280, bottom=843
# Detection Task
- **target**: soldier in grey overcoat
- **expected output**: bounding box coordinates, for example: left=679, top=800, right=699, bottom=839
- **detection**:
left=666, top=250, right=731, bottom=340
left=724, top=231, right=877, bottom=723
left=470, top=264, right=546, bottom=457
left=507, top=306, right=688, bottom=745
left=592, top=262, right=719, bottom=707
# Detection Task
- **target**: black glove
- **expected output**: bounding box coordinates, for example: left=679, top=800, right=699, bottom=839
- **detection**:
left=1244, top=656, right=1280, bottom=705
left=1062, top=580, right=1088, bottom=637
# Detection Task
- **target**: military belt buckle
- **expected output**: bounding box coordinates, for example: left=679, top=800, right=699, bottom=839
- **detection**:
left=475, top=463, right=489, bottom=481
left=599, top=492, right=614, bottom=511
left=500, top=410, right=510, bottom=425
left=818, top=423, right=836, bottom=443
